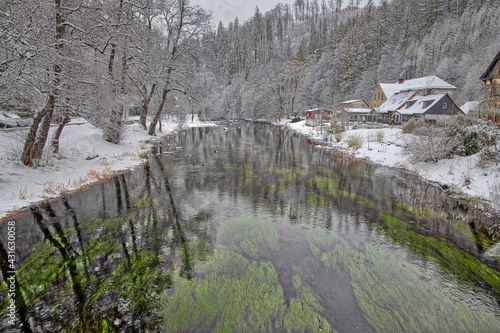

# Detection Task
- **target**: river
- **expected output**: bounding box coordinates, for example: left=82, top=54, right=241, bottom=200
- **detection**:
left=1, top=122, right=499, bottom=332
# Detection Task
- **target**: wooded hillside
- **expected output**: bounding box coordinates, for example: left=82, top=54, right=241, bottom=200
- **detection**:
left=203, top=0, right=500, bottom=120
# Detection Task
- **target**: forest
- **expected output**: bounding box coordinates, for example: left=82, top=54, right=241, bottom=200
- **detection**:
left=1, top=0, right=500, bottom=166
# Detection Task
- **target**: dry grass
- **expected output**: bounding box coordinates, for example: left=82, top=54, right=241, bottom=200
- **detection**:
left=87, top=167, right=117, bottom=182
left=18, top=187, right=28, bottom=200
left=376, top=130, right=384, bottom=142
left=42, top=183, right=67, bottom=197
left=346, top=133, right=364, bottom=149
left=120, top=151, right=136, bottom=157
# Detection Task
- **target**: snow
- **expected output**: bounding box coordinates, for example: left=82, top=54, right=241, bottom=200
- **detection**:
left=461, top=101, right=482, bottom=114
left=378, top=91, right=416, bottom=113
left=397, top=93, right=444, bottom=115
left=379, top=76, right=456, bottom=100
left=344, top=108, right=373, bottom=114
left=0, top=116, right=217, bottom=219
left=285, top=120, right=500, bottom=205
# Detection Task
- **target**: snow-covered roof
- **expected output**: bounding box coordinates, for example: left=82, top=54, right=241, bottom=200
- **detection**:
left=378, top=91, right=416, bottom=113
left=305, top=108, right=333, bottom=112
left=460, top=101, right=481, bottom=114
left=380, top=76, right=456, bottom=100
left=344, top=108, right=373, bottom=114
left=396, top=93, right=446, bottom=115
left=341, top=99, right=363, bottom=105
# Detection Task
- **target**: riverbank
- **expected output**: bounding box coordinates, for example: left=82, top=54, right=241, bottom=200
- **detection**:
left=0, top=116, right=217, bottom=220
left=2, top=118, right=499, bottom=223
left=285, top=120, right=500, bottom=209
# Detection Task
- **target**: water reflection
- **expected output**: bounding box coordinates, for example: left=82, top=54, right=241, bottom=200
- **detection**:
left=1, top=123, right=499, bottom=332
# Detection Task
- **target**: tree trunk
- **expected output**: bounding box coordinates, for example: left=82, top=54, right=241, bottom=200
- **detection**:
left=148, top=86, right=168, bottom=136
left=32, top=107, right=55, bottom=161
left=51, top=114, right=69, bottom=154
left=21, top=95, right=54, bottom=166
left=140, top=83, right=156, bottom=129
left=105, top=106, right=122, bottom=144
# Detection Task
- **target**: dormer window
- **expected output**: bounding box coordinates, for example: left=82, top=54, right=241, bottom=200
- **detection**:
left=423, top=100, right=434, bottom=108
left=406, top=100, right=416, bottom=108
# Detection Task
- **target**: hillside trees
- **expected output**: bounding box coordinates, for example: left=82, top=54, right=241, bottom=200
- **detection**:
left=205, top=0, right=500, bottom=120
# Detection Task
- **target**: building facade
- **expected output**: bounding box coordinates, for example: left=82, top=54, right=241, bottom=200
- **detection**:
left=479, top=49, right=500, bottom=124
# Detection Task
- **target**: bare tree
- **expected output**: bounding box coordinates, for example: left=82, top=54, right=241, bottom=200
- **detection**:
left=148, top=0, right=211, bottom=135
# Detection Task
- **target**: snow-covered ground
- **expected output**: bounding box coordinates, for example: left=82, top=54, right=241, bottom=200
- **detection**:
left=0, top=116, right=217, bottom=219
left=286, top=120, right=500, bottom=206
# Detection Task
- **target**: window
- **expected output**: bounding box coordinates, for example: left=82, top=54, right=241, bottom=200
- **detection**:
left=442, top=102, right=448, bottom=109
left=423, top=100, right=435, bottom=108
left=492, top=82, right=498, bottom=96
left=406, top=100, right=416, bottom=108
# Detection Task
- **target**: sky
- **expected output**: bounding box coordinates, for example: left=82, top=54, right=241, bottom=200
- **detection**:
left=190, top=0, right=374, bottom=26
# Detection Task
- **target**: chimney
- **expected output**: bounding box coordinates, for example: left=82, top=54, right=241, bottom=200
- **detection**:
left=398, top=78, right=405, bottom=84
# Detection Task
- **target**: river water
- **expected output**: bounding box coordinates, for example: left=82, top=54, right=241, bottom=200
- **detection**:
left=1, top=123, right=500, bottom=332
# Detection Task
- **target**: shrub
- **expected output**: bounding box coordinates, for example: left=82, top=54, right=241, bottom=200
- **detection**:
left=490, top=179, right=500, bottom=211
left=346, top=133, right=364, bottom=149
left=402, top=118, right=425, bottom=134
left=291, top=113, right=302, bottom=123
left=376, top=130, right=384, bottom=142
left=445, top=116, right=498, bottom=157
left=334, top=131, right=344, bottom=143
left=403, top=126, right=457, bottom=163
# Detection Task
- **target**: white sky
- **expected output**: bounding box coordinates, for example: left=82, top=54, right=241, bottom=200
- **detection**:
left=190, top=0, right=374, bottom=26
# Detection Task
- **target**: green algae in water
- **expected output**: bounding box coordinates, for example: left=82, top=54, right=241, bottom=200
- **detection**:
left=316, top=167, right=337, bottom=178
left=306, top=193, right=330, bottom=207
left=164, top=247, right=332, bottom=333
left=307, top=175, right=339, bottom=197
left=377, top=213, right=500, bottom=295
left=132, top=196, right=155, bottom=208
left=304, top=227, right=500, bottom=332
left=284, top=275, right=332, bottom=333
left=216, top=215, right=279, bottom=260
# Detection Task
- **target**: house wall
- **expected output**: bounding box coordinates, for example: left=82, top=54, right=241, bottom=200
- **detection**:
left=342, top=100, right=368, bottom=108
left=482, top=60, right=500, bottom=110
left=369, top=85, right=387, bottom=109
left=425, top=95, right=463, bottom=115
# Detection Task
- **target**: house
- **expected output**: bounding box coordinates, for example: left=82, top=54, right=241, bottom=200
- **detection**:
left=479, top=48, right=500, bottom=124
left=392, top=93, right=464, bottom=124
left=340, top=99, right=369, bottom=109
left=304, top=108, right=335, bottom=126
left=339, top=99, right=375, bottom=121
left=377, top=91, right=417, bottom=121
left=369, top=76, right=457, bottom=109
left=460, top=101, right=482, bottom=115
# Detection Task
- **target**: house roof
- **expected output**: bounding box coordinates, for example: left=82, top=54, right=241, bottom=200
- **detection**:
left=379, top=76, right=456, bottom=100
left=305, top=108, right=333, bottom=112
left=378, top=91, right=416, bottom=113
left=344, top=108, right=372, bottom=114
left=460, top=101, right=481, bottom=114
left=341, top=99, right=364, bottom=105
left=396, top=94, right=446, bottom=115
left=479, top=48, right=500, bottom=82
